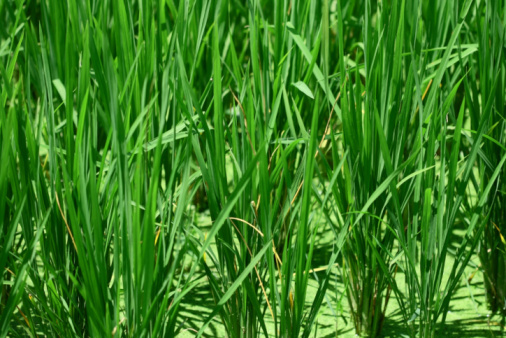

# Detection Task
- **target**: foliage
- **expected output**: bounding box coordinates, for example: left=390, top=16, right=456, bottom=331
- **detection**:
left=0, top=0, right=504, bottom=337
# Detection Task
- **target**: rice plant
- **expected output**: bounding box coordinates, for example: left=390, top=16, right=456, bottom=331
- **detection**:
left=1, top=0, right=505, bottom=337
left=465, top=0, right=506, bottom=316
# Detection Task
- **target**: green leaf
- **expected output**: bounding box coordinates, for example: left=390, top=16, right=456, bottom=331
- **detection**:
left=292, top=81, right=314, bottom=99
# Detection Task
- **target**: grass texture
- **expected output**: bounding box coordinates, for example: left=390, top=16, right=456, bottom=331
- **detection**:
left=0, top=0, right=505, bottom=337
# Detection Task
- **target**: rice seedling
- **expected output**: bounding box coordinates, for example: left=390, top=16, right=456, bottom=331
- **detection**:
left=463, top=0, right=506, bottom=316
left=320, top=0, right=506, bottom=336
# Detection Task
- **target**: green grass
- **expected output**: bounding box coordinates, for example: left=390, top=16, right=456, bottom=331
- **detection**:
left=0, top=0, right=505, bottom=337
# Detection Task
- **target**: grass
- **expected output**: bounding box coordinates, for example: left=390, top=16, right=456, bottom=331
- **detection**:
left=0, top=0, right=505, bottom=337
